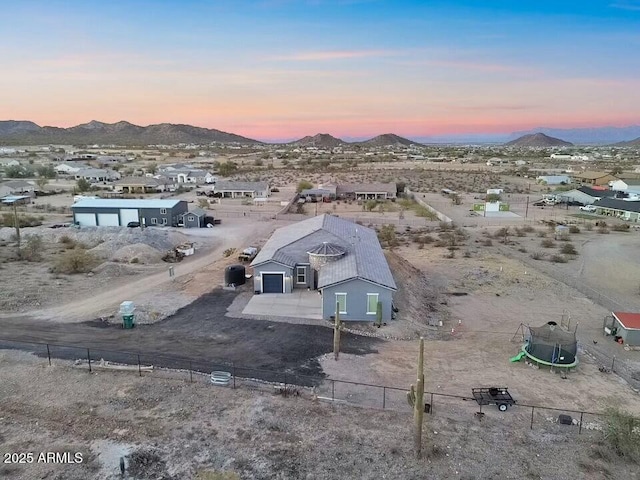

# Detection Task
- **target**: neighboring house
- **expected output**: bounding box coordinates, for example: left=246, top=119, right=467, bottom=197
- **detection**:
left=593, top=198, right=640, bottom=222
left=113, top=176, right=170, bottom=193
left=558, top=186, right=616, bottom=205
left=336, top=183, right=397, bottom=200
left=74, top=168, right=121, bottom=183
left=611, top=312, right=640, bottom=346
left=0, top=158, right=20, bottom=168
left=250, top=214, right=397, bottom=322
left=300, top=188, right=334, bottom=201
left=572, top=171, right=617, bottom=186
left=181, top=207, right=207, bottom=228
left=536, top=175, right=571, bottom=185
left=71, top=198, right=188, bottom=227
left=214, top=181, right=270, bottom=198
left=54, top=162, right=89, bottom=175
left=95, top=156, right=128, bottom=166
left=0, top=180, right=35, bottom=196
left=610, top=179, right=640, bottom=195
left=1, top=195, right=32, bottom=205
left=159, top=167, right=216, bottom=184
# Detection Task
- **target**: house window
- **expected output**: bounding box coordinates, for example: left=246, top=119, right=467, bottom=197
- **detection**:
left=160, top=208, right=167, bottom=214
left=188, top=216, right=194, bottom=221
left=151, top=218, right=158, bottom=225
left=162, top=218, right=167, bottom=225
left=335, top=293, right=347, bottom=314
left=367, top=293, right=379, bottom=315
left=296, top=266, right=306, bottom=284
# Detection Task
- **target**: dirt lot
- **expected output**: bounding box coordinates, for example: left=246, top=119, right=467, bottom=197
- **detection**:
left=1, top=350, right=637, bottom=480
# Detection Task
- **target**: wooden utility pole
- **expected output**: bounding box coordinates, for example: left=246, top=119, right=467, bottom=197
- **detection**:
left=333, top=303, right=341, bottom=360
left=13, top=201, right=21, bottom=256
left=407, top=337, right=426, bottom=458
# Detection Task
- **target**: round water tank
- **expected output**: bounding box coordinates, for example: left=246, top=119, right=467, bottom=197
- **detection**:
left=225, top=265, right=246, bottom=286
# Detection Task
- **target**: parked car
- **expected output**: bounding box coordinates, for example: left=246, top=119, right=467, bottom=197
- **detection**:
left=579, top=205, right=597, bottom=212
left=127, top=222, right=140, bottom=228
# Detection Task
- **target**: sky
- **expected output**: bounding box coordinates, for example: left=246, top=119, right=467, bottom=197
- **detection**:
left=1, top=0, right=639, bottom=141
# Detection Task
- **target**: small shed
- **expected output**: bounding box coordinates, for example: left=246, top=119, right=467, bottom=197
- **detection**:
left=183, top=207, right=207, bottom=228
left=612, top=312, right=640, bottom=345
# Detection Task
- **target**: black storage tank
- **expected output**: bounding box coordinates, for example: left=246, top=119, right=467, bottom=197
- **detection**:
left=225, top=265, right=246, bottom=286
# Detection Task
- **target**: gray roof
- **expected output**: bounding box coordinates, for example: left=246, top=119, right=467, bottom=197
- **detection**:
left=187, top=207, right=207, bottom=217
left=594, top=198, right=640, bottom=213
left=251, top=214, right=396, bottom=290
left=336, top=183, right=397, bottom=195
left=215, top=181, right=269, bottom=192
left=1, top=180, right=34, bottom=189
left=115, top=176, right=165, bottom=186
left=577, top=186, right=616, bottom=198
left=72, top=198, right=185, bottom=210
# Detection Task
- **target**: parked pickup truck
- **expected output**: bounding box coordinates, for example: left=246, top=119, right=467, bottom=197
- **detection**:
left=579, top=205, right=597, bottom=212
left=238, top=247, right=258, bottom=262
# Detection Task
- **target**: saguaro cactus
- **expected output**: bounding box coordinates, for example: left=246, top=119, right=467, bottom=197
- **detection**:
left=407, top=337, right=425, bottom=458
left=333, top=302, right=341, bottom=360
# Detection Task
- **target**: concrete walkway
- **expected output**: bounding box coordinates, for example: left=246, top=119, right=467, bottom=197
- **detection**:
left=242, top=290, right=323, bottom=320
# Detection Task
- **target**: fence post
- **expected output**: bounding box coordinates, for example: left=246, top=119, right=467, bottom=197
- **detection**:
left=382, top=387, right=386, bottom=409
left=189, top=361, right=193, bottom=383
left=579, top=412, right=584, bottom=434
left=46, top=344, right=51, bottom=366
left=87, top=349, right=91, bottom=373
left=284, top=372, right=287, bottom=390
left=332, top=380, right=335, bottom=401
left=611, top=356, right=616, bottom=372
left=137, top=355, right=142, bottom=377
left=430, top=393, right=434, bottom=415
left=530, top=406, right=535, bottom=430
left=232, top=364, right=236, bottom=389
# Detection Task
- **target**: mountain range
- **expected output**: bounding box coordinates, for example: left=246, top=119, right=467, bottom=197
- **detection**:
left=505, top=133, right=573, bottom=147
left=507, top=125, right=640, bottom=145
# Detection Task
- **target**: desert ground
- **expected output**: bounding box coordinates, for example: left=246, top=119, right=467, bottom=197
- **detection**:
left=2, top=159, right=640, bottom=478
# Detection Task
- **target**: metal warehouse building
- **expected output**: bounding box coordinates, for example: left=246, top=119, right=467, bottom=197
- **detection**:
left=71, top=198, right=188, bottom=227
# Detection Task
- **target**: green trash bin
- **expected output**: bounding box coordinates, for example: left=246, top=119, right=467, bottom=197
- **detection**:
left=122, top=314, right=135, bottom=329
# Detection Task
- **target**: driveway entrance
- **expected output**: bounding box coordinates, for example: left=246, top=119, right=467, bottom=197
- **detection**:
left=242, top=290, right=322, bottom=320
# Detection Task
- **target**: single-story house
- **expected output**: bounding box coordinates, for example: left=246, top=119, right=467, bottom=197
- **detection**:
left=74, top=168, right=120, bottom=183
left=0, top=180, right=35, bottom=196
left=536, top=175, right=571, bottom=185
left=95, top=156, right=128, bottom=166
left=336, top=183, right=397, bottom=200
left=159, top=167, right=216, bottom=184
left=113, top=176, right=170, bottom=193
left=558, top=186, right=616, bottom=205
left=250, top=214, right=397, bottom=322
left=181, top=207, right=207, bottom=228
left=593, top=198, right=640, bottom=222
left=300, top=188, right=334, bottom=201
left=214, top=181, right=270, bottom=198
left=572, top=171, right=617, bottom=186
left=71, top=198, right=188, bottom=227
left=610, top=179, right=640, bottom=195
left=611, top=312, right=640, bottom=345
left=1, top=195, right=32, bottom=205
left=54, top=162, right=89, bottom=174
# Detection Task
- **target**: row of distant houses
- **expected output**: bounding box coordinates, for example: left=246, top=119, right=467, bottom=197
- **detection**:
left=299, top=183, right=398, bottom=201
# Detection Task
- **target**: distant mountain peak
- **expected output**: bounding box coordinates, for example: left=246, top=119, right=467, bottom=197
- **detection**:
left=358, top=133, right=418, bottom=147
left=292, top=133, right=346, bottom=147
left=505, top=132, right=573, bottom=147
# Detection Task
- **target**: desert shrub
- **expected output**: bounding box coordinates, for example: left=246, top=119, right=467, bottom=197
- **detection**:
left=550, top=254, right=568, bottom=263
left=51, top=248, right=98, bottom=274
left=585, top=223, right=594, bottom=231
left=569, top=225, right=581, bottom=234
left=540, top=239, right=555, bottom=248
left=518, top=247, right=527, bottom=253
left=439, top=221, right=453, bottom=231
left=598, top=226, right=610, bottom=234
left=536, top=230, right=547, bottom=238
left=0, top=213, right=43, bottom=228
left=21, top=235, right=43, bottom=262
left=59, top=235, right=76, bottom=248
left=514, top=227, right=526, bottom=237
left=612, top=224, right=630, bottom=232
left=422, top=235, right=434, bottom=244
left=482, top=239, right=493, bottom=246
left=531, top=251, right=544, bottom=260
left=603, top=408, right=640, bottom=463
left=522, top=225, right=535, bottom=233
left=130, top=257, right=140, bottom=264
left=560, top=243, right=578, bottom=255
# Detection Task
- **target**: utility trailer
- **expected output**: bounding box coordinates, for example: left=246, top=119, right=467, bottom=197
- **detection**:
left=472, top=387, right=516, bottom=412
left=238, top=246, right=258, bottom=262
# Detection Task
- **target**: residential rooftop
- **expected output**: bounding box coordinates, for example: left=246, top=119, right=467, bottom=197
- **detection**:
left=72, top=198, right=185, bottom=209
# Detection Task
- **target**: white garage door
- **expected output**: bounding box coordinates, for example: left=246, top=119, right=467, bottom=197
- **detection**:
left=120, top=209, right=139, bottom=225
left=75, top=213, right=96, bottom=226
left=97, top=213, right=120, bottom=226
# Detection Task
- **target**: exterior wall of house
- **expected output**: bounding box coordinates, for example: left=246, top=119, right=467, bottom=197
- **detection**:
left=184, top=214, right=203, bottom=228
left=321, top=280, right=393, bottom=322
left=252, top=261, right=294, bottom=293
left=614, top=319, right=640, bottom=345
left=292, top=264, right=313, bottom=289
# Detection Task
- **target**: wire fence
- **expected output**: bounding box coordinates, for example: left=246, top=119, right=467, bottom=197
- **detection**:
left=0, top=337, right=609, bottom=435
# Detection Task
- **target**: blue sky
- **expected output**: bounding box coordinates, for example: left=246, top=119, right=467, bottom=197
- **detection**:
left=1, top=0, right=638, bottom=140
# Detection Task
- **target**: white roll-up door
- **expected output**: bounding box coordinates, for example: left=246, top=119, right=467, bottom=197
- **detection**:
left=120, top=209, right=139, bottom=225
left=97, top=213, right=120, bottom=226
left=74, top=213, right=97, bottom=226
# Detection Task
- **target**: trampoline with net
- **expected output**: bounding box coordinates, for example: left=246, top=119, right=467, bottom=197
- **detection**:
left=523, top=321, right=578, bottom=368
